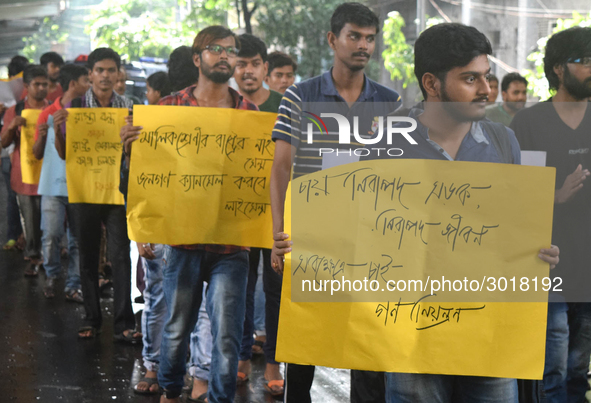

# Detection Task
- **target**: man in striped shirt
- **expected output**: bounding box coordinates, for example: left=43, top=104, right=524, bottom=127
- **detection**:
left=269, top=3, right=401, bottom=402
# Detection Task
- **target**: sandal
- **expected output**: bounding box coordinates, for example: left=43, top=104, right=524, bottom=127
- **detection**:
left=78, top=326, right=100, bottom=339
left=187, top=393, right=208, bottom=403
left=98, top=275, right=112, bottom=292
left=236, top=371, right=249, bottom=385
left=133, top=376, right=159, bottom=395
left=264, top=379, right=284, bottom=397
left=252, top=338, right=265, bottom=355
left=65, top=289, right=84, bottom=304
left=114, top=329, right=142, bottom=344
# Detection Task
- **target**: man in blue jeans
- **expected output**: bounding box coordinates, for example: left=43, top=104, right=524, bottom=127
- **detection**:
left=511, top=27, right=591, bottom=403
left=121, top=25, right=257, bottom=403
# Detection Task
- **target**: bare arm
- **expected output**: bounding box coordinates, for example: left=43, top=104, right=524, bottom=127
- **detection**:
left=53, top=110, right=68, bottom=160
left=32, top=124, right=48, bottom=160
left=270, top=139, right=296, bottom=274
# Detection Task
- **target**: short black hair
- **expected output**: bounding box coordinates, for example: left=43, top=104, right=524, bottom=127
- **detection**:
left=40, top=52, right=64, bottom=67
left=87, top=48, right=121, bottom=71
left=544, top=27, right=591, bottom=91
left=488, top=74, right=498, bottom=83
left=267, top=51, right=298, bottom=75
left=167, top=46, right=199, bottom=92
left=147, top=71, right=172, bottom=98
left=331, top=2, right=379, bottom=37
left=414, top=23, right=492, bottom=98
left=237, top=34, right=267, bottom=61
left=8, top=55, right=29, bottom=77
left=23, top=64, right=48, bottom=84
left=58, top=64, right=89, bottom=92
left=501, top=72, right=528, bottom=92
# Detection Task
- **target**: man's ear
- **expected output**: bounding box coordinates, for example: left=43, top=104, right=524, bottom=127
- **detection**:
left=422, top=72, right=441, bottom=100
left=327, top=31, right=337, bottom=51
left=193, top=53, right=201, bottom=69
left=553, top=64, right=564, bottom=83
left=263, top=61, right=269, bottom=77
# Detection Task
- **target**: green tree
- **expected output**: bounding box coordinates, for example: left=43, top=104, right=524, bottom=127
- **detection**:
left=23, top=16, right=69, bottom=62
left=523, top=12, right=591, bottom=100
left=256, top=0, right=348, bottom=78
left=87, top=0, right=228, bottom=61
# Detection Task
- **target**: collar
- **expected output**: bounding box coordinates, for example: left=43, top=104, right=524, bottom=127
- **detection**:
left=181, top=85, right=245, bottom=108
left=90, top=89, right=116, bottom=106
left=320, top=67, right=377, bottom=102
left=409, top=107, right=489, bottom=145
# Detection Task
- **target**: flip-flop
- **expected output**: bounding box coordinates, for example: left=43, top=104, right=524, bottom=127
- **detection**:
left=252, top=339, right=264, bottom=355
left=236, top=371, right=249, bottom=385
left=133, top=376, right=159, bottom=395
left=78, top=326, right=101, bottom=339
left=264, top=379, right=284, bottom=397
left=187, top=392, right=208, bottom=403
left=114, top=330, right=142, bottom=344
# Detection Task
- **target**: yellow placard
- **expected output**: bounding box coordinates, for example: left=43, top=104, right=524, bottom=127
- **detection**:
left=126, top=105, right=277, bottom=247
left=65, top=108, right=126, bottom=205
left=277, top=159, right=556, bottom=380
left=20, top=109, right=43, bottom=184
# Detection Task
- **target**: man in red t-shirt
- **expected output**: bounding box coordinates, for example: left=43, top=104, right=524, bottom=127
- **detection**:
left=40, top=52, right=64, bottom=103
left=0, top=65, right=49, bottom=276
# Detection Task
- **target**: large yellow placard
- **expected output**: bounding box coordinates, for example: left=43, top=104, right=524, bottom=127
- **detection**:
left=65, top=108, right=126, bottom=205
left=126, top=105, right=276, bottom=247
left=20, top=109, right=42, bottom=184
left=277, top=159, right=556, bottom=380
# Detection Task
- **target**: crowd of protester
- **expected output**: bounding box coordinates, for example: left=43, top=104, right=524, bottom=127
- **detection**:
left=1, top=1, right=590, bottom=402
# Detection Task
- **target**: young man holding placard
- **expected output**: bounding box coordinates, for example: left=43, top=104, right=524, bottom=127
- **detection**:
left=270, top=3, right=401, bottom=402
left=33, top=64, right=90, bottom=301
left=54, top=48, right=137, bottom=342
left=121, top=25, right=257, bottom=403
left=353, top=22, right=559, bottom=403
left=0, top=65, right=49, bottom=277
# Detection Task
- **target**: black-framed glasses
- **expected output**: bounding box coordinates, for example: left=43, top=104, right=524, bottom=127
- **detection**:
left=567, top=57, right=591, bottom=67
left=204, top=45, right=239, bottom=57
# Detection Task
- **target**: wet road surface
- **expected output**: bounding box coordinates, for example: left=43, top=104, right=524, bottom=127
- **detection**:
left=0, top=174, right=350, bottom=402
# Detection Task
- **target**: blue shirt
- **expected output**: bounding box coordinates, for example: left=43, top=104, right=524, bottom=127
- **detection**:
left=272, top=68, right=402, bottom=178
left=38, top=115, right=68, bottom=197
left=362, top=107, right=521, bottom=164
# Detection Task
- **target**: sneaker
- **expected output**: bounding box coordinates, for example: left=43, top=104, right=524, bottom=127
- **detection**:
left=65, top=288, right=83, bottom=303
left=24, top=263, right=40, bottom=277
left=44, top=277, right=56, bottom=298
left=3, top=239, right=16, bottom=250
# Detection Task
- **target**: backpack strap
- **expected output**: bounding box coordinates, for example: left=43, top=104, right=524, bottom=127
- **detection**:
left=14, top=100, right=26, bottom=117
left=70, top=97, right=83, bottom=108
left=481, top=121, right=514, bottom=164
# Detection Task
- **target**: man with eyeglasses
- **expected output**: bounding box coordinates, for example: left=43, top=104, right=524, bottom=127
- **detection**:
left=122, top=25, right=257, bottom=403
left=511, top=27, right=591, bottom=403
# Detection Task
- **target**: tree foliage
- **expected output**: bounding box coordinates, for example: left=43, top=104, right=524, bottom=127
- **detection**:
left=23, top=16, right=69, bottom=62
left=87, top=0, right=228, bottom=61
left=523, top=12, right=591, bottom=100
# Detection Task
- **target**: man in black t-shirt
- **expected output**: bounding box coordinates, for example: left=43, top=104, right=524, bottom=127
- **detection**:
left=511, top=27, right=591, bottom=403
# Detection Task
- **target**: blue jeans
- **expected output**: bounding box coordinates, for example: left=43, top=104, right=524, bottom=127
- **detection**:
left=544, top=301, right=591, bottom=402
left=385, top=373, right=518, bottom=403
left=158, top=246, right=248, bottom=402
left=189, top=285, right=212, bottom=380
left=1, top=157, right=22, bottom=241
left=254, top=253, right=266, bottom=334
left=141, top=245, right=212, bottom=374
left=41, top=196, right=80, bottom=290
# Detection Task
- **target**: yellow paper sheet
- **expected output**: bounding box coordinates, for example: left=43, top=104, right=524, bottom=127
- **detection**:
left=20, top=109, right=43, bottom=185
left=126, top=105, right=277, bottom=247
left=277, top=159, right=556, bottom=380
left=65, top=108, right=126, bottom=205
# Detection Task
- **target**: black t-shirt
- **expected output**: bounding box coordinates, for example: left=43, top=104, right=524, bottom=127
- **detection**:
left=511, top=100, right=591, bottom=300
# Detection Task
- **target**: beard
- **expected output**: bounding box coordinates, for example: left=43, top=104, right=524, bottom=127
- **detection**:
left=440, top=84, right=488, bottom=122
left=201, top=59, right=235, bottom=84
left=563, top=67, right=591, bottom=100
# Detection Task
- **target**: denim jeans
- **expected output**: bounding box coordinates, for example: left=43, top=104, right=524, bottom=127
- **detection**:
left=189, top=286, right=212, bottom=381
left=385, top=373, right=518, bottom=403
left=141, top=245, right=211, bottom=374
left=254, top=261, right=266, bottom=335
left=41, top=196, right=80, bottom=290
left=544, top=301, right=591, bottom=402
left=16, top=194, right=41, bottom=260
left=158, top=246, right=248, bottom=402
left=1, top=157, right=22, bottom=241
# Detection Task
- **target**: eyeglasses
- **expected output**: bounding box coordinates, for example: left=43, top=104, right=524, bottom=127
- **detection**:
left=204, top=45, right=239, bottom=57
left=567, top=57, right=591, bottom=67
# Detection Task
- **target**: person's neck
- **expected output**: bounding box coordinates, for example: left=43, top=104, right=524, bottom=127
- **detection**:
left=92, top=87, right=114, bottom=107
left=501, top=102, right=517, bottom=117
left=419, top=102, right=472, bottom=144
left=551, top=86, right=588, bottom=128
left=331, top=62, right=365, bottom=104
left=552, top=86, right=588, bottom=105
left=193, top=78, right=232, bottom=107
left=241, top=86, right=270, bottom=107
left=48, top=80, right=58, bottom=93
left=27, top=96, right=45, bottom=109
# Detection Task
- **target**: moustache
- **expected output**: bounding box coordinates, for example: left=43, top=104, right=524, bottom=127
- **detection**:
left=214, top=62, right=231, bottom=69
left=472, top=97, right=489, bottom=103
left=241, top=75, right=257, bottom=81
left=352, top=52, right=371, bottom=59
